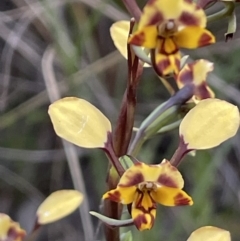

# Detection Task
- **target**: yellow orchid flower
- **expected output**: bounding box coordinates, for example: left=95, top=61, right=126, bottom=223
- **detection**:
left=177, top=59, right=215, bottom=101
left=129, top=0, right=215, bottom=76
left=0, top=213, right=26, bottom=241
left=103, top=160, right=193, bottom=231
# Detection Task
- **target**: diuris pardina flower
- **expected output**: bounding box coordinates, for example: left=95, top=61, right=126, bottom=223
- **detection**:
left=177, top=59, right=215, bottom=101
left=103, top=160, right=193, bottom=231
left=128, top=0, right=215, bottom=76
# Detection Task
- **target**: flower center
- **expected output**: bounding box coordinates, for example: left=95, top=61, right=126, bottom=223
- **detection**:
left=138, top=182, right=158, bottom=192
left=157, top=20, right=178, bottom=38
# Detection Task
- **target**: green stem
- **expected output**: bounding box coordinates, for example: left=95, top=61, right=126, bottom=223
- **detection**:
left=157, top=119, right=182, bottom=134
left=207, top=2, right=235, bottom=23
left=128, top=84, right=194, bottom=156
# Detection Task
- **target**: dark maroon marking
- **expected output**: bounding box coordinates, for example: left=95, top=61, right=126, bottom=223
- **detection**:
left=135, top=191, right=157, bottom=212
left=157, top=36, right=179, bottom=55
left=158, top=174, right=178, bottom=188
left=198, top=32, right=213, bottom=47
left=136, top=190, right=157, bottom=209
left=133, top=206, right=156, bottom=230
left=129, top=31, right=146, bottom=46
left=147, top=12, right=164, bottom=25
left=119, top=172, right=144, bottom=187
left=134, top=214, right=148, bottom=230
left=179, top=11, right=199, bottom=26
left=183, top=0, right=193, bottom=3
left=156, top=58, right=171, bottom=74
left=195, top=83, right=212, bottom=99
left=174, top=192, right=192, bottom=205
left=8, top=227, right=26, bottom=240
left=225, top=33, right=233, bottom=42
left=108, top=190, right=121, bottom=202
left=175, top=58, right=180, bottom=73
left=178, top=69, right=193, bottom=85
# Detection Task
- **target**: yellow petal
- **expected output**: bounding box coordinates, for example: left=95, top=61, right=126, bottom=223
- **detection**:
left=131, top=192, right=156, bottom=230
left=187, top=226, right=231, bottom=241
left=102, top=186, right=136, bottom=204
left=174, top=27, right=215, bottom=49
left=0, top=213, right=26, bottom=241
left=110, top=21, right=130, bottom=59
left=151, top=186, right=193, bottom=206
left=139, top=0, right=206, bottom=29
left=48, top=97, right=111, bottom=148
left=37, top=190, right=83, bottom=224
left=180, top=98, right=240, bottom=150
left=129, top=26, right=158, bottom=48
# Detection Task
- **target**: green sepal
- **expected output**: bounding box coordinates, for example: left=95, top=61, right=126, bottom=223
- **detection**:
left=131, top=45, right=152, bottom=65
left=119, top=155, right=136, bottom=170
left=225, top=8, right=236, bottom=41
left=89, top=211, right=133, bottom=227
left=143, top=105, right=179, bottom=139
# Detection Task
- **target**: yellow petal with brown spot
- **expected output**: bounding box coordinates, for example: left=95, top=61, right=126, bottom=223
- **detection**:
left=48, top=97, right=111, bottom=148
left=37, top=190, right=83, bottom=224
left=139, top=0, right=206, bottom=28
left=159, top=160, right=184, bottom=189
left=102, top=186, right=136, bottom=204
left=180, top=98, right=240, bottom=150
left=131, top=192, right=156, bottom=231
left=117, top=161, right=184, bottom=188
left=177, top=59, right=215, bottom=100
left=155, top=50, right=181, bottom=75
left=174, top=27, right=215, bottom=49
left=129, top=26, right=158, bottom=48
left=151, top=186, right=193, bottom=206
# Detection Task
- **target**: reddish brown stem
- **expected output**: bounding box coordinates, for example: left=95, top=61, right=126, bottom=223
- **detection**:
left=113, top=20, right=143, bottom=157
left=170, top=136, right=191, bottom=167
left=104, top=133, right=125, bottom=176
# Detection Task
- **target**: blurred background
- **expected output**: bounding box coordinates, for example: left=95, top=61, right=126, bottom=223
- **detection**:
left=0, top=0, right=240, bottom=240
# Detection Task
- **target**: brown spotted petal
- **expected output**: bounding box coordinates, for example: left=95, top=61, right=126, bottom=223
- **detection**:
left=0, top=214, right=26, bottom=241
left=157, top=159, right=184, bottom=189
left=151, top=186, right=193, bottom=206
left=128, top=26, right=158, bottom=48
left=131, top=191, right=157, bottom=231
left=154, top=46, right=181, bottom=76
left=177, top=59, right=214, bottom=100
left=174, top=27, right=215, bottom=49
left=102, top=186, right=136, bottom=204
left=139, top=0, right=206, bottom=28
